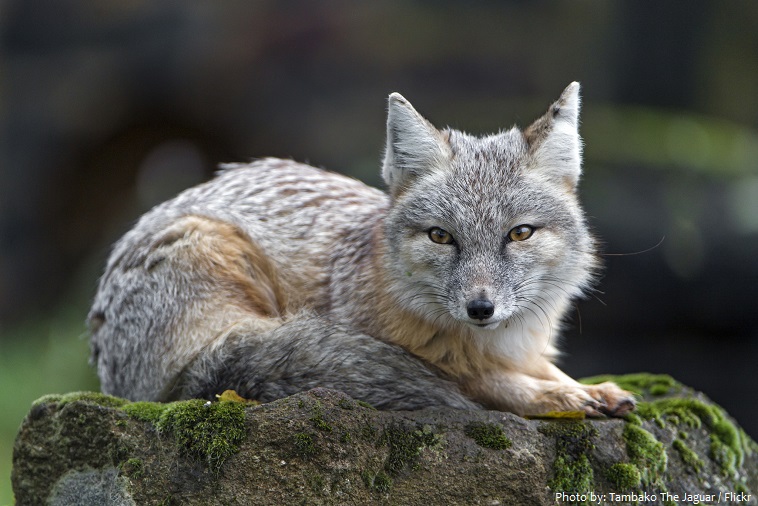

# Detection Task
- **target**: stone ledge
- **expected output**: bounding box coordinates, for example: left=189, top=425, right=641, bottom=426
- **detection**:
left=11, top=374, right=758, bottom=505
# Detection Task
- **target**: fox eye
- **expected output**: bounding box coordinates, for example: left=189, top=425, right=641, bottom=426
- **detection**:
left=428, top=227, right=455, bottom=245
left=508, top=225, right=535, bottom=242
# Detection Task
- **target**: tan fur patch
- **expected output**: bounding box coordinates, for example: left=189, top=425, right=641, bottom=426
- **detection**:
left=156, top=215, right=288, bottom=318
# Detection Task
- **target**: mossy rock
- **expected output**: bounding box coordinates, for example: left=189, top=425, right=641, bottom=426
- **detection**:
left=12, top=375, right=758, bottom=505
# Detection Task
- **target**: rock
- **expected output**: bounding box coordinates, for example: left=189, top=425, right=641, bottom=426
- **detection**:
left=12, top=375, right=758, bottom=505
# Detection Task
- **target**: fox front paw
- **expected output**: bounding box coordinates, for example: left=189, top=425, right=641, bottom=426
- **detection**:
left=533, top=384, right=606, bottom=417
left=581, top=382, right=636, bottom=417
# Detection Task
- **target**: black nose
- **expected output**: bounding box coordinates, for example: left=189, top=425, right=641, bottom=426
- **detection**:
left=467, top=299, right=495, bottom=320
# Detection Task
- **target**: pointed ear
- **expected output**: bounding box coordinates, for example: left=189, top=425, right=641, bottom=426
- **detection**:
left=382, top=93, right=451, bottom=197
left=524, top=82, right=583, bottom=190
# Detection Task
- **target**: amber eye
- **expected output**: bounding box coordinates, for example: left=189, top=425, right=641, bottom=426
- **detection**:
left=508, top=225, right=535, bottom=242
left=429, top=227, right=455, bottom=245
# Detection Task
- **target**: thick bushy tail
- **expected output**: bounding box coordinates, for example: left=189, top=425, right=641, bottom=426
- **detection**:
left=173, top=314, right=481, bottom=411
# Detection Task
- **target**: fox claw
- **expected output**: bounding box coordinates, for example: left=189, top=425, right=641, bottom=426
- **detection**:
left=600, top=396, right=636, bottom=417
left=582, top=398, right=606, bottom=418
left=584, top=382, right=636, bottom=418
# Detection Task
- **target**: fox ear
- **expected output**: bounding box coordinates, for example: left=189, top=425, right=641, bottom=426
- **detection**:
left=524, top=82, right=583, bottom=190
left=383, top=93, right=451, bottom=197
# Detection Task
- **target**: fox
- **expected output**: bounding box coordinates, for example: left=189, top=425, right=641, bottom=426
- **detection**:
left=88, top=82, right=635, bottom=417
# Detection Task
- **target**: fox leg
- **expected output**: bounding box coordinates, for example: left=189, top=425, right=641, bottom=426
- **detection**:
left=536, top=362, right=636, bottom=417
left=463, top=362, right=635, bottom=417
left=172, top=314, right=482, bottom=411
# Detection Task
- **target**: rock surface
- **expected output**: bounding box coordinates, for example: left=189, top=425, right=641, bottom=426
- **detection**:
left=12, top=375, right=758, bottom=505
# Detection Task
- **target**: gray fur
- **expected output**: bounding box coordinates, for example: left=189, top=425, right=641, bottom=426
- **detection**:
left=89, top=83, right=634, bottom=416
left=173, top=313, right=480, bottom=410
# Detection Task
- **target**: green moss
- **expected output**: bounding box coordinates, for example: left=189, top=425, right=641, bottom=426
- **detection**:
left=293, top=432, right=317, bottom=458
left=624, top=412, right=642, bottom=425
left=340, top=430, right=352, bottom=444
left=636, top=398, right=706, bottom=429
left=33, top=391, right=130, bottom=409
left=360, top=470, right=372, bottom=487
left=373, top=471, right=392, bottom=493
left=580, top=373, right=680, bottom=397
left=464, top=422, right=512, bottom=450
left=633, top=396, right=753, bottom=478
left=673, top=438, right=704, bottom=474
left=552, top=453, right=594, bottom=503
left=122, top=401, right=166, bottom=423
left=155, top=399, right=246, bottom=473
left=539, top=420, right=597, bottom=448
left=308, top=400, right=333, bottom=432
left=121, top=457, right=144, bottom=479
left=605, top=463, right=641, bottom=490
left=609, top=387, right=757, bottom=498
left=31, top=393, right=64, bottom=406
left=311, top=416, right=333, bottom=432
left=360, top=422, right=378, bottom=441
left=35, top=392, right=252, bottom=475
left=623, top=423, right=667, bottom=488
left=711, top=420, right=741, bottom=470
left=362, top=470, right=392, bottom=493
left=540, top=421, right=597, bottom=500
left=710, top=436, right=738, bottom=478
left=649, top=384, right=671, bottom=396
left=380, top=424, right=441, bottom=475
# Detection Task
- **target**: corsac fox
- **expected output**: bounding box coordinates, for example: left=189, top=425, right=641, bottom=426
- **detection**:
left=89, top=82, right=635, bottom=416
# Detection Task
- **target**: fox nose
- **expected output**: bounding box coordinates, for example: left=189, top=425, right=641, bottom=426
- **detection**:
left=466, top=299, right=495, bottom=320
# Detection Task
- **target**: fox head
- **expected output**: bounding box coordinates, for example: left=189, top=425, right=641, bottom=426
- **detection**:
left=381, top=83, right=598, bottom=343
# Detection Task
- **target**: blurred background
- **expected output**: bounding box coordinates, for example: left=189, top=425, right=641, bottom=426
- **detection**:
left=1, top=1, right=757, bottom=501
